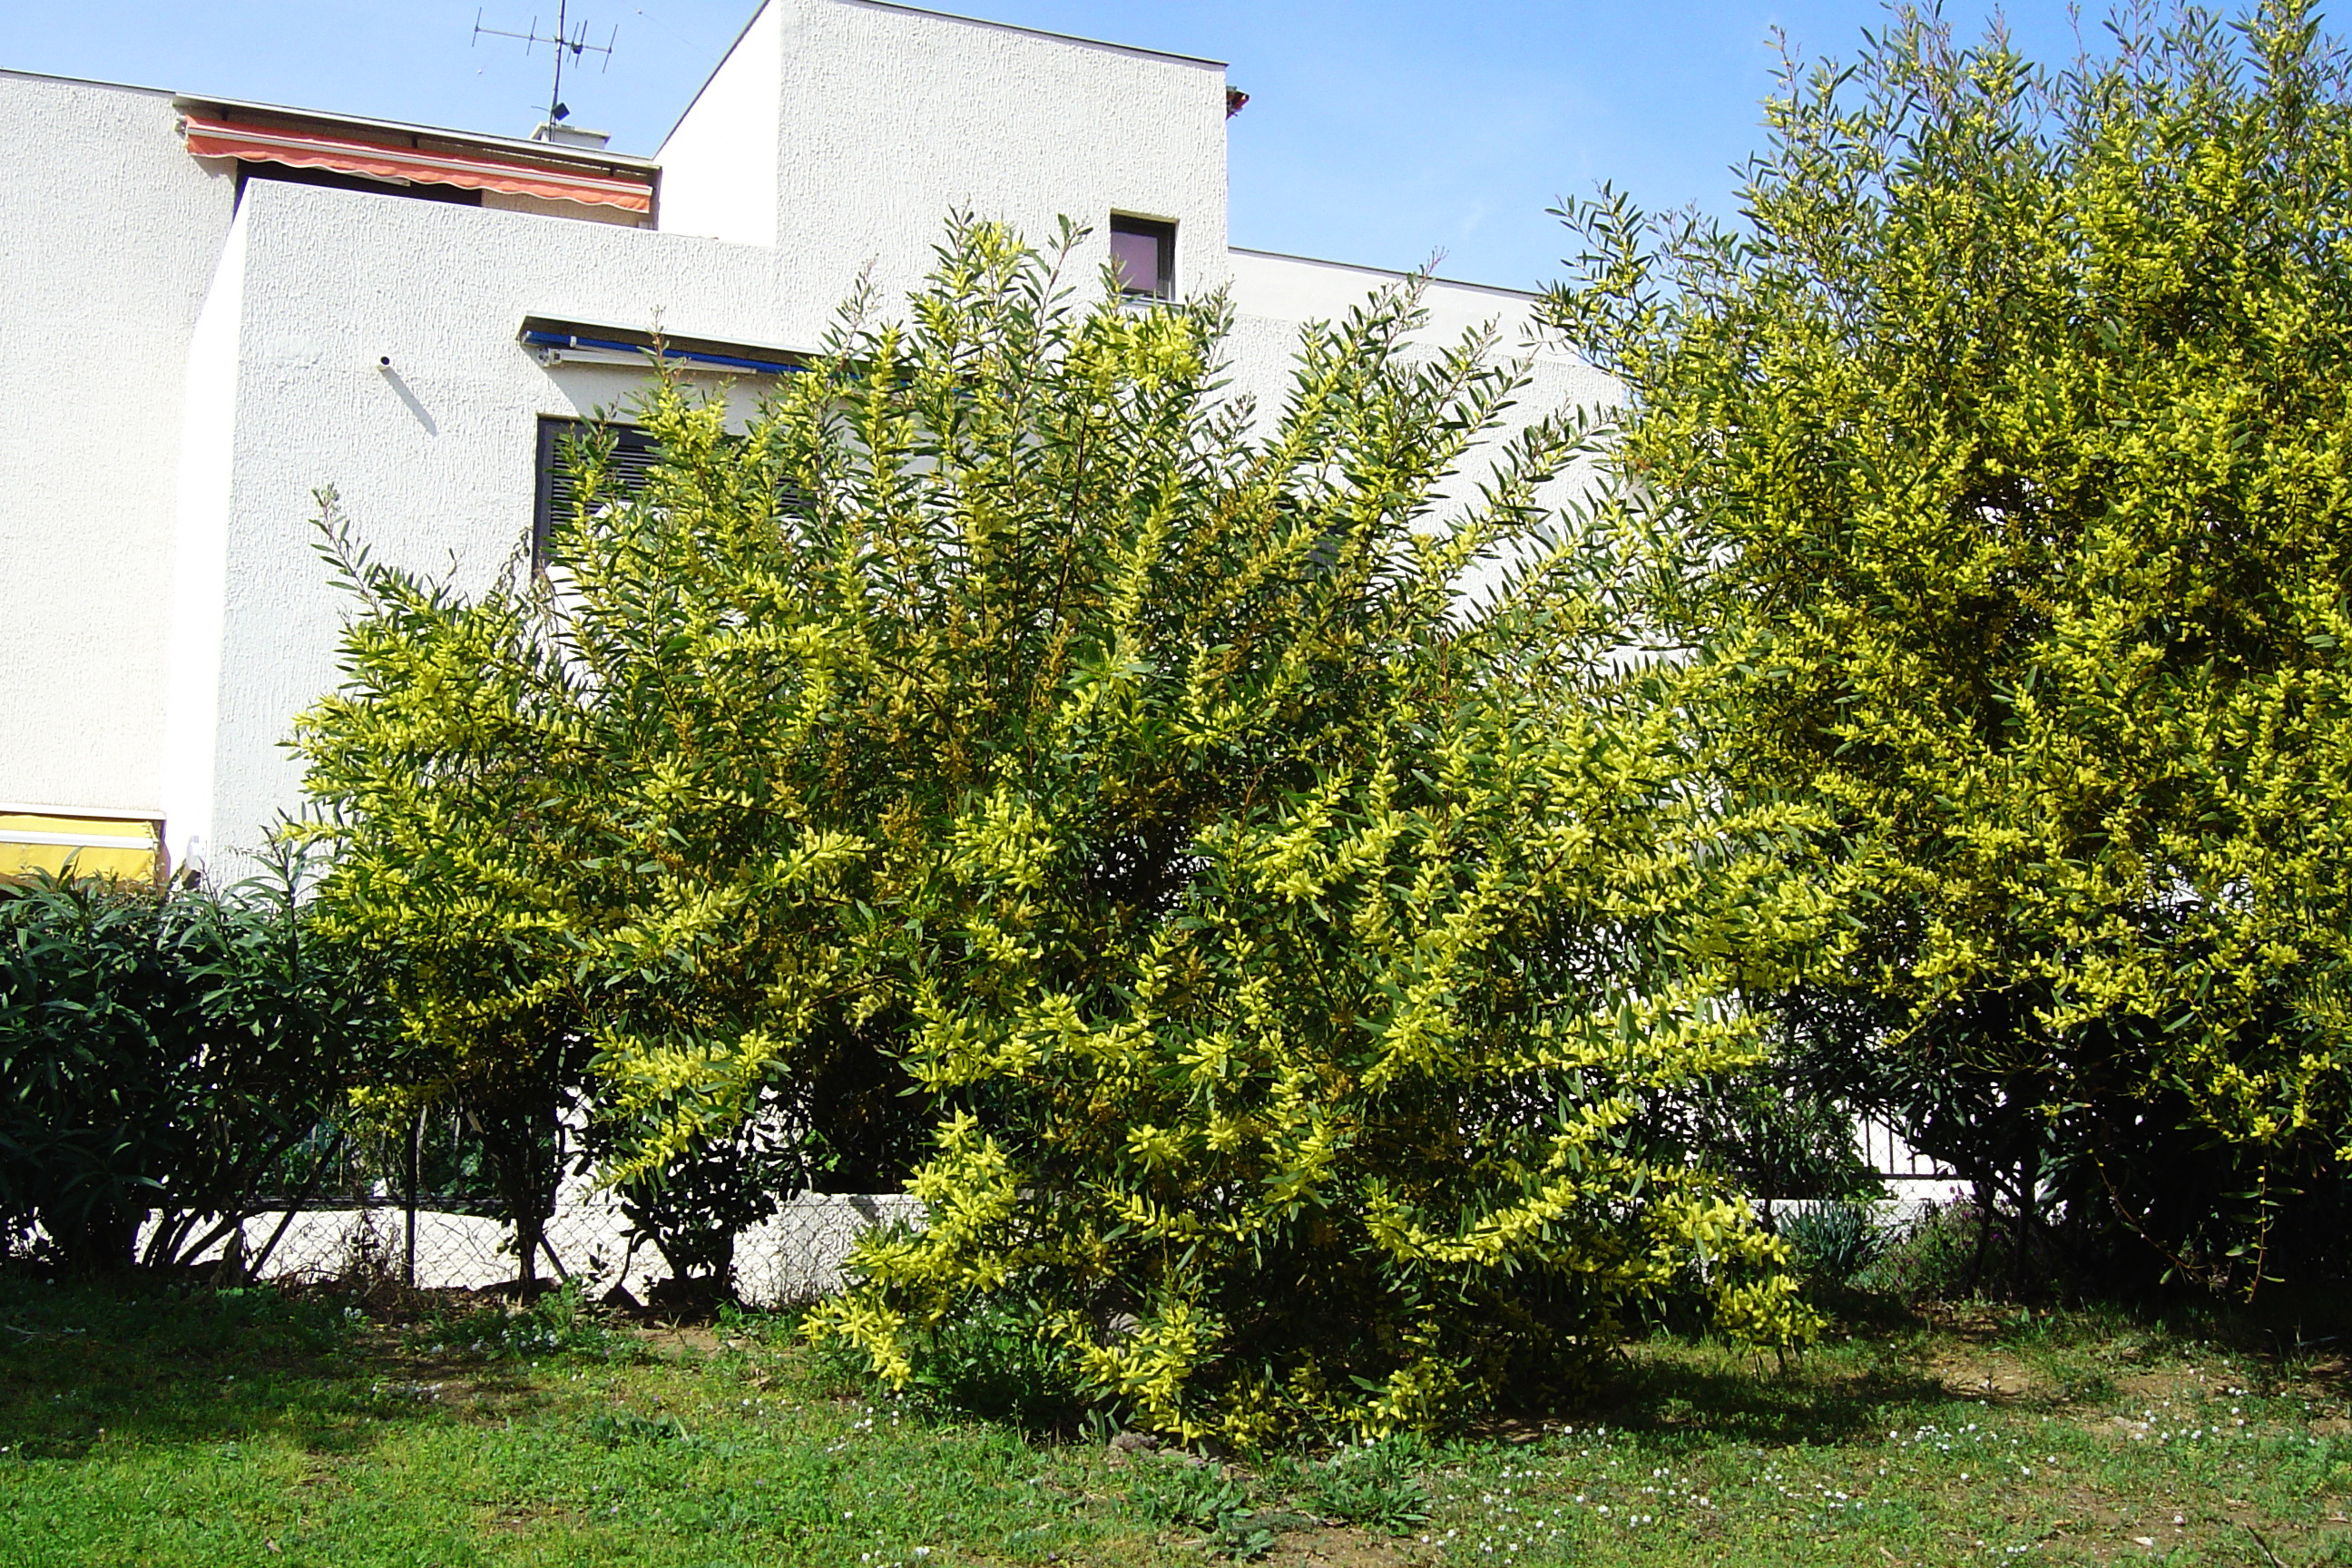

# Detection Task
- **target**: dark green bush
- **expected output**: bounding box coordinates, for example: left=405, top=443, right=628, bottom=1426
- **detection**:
left=1779, top=1202, right=1888, bottom=1289
left=0, top=867, right=383, bottom=1272
left=1851, top=1203, right=1995, bottom=1301
left=585, top=1083, right=810, bottom=1309
left=901, top=1291, right=1093, bottom=1434
left=1637, top=1068, right=1883, bottom=1202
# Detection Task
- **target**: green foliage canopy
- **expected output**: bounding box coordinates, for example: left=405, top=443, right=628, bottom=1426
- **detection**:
left=1549, top=3, right=2352, bottom=1289
left=294, top=220, right=1810, bottom=1440
left=0, top=869, right=374, bottom=1271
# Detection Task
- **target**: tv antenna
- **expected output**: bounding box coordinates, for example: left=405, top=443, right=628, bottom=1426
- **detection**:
left=473, top=1, right=617, bottom=125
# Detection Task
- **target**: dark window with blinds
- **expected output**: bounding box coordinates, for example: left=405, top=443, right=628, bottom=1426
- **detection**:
left=534, top=416, right=662, bottom=569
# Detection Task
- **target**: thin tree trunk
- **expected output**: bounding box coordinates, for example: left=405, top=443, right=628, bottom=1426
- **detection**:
left=248, top=1128, right=348, bottom=1281
left=2013, top=1141, right=2043, bottom=1300
left=1967, top=1172, right=1996, bottom=1294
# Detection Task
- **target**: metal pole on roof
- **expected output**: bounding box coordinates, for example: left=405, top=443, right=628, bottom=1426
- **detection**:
left=473, top=0, right=617, bottom=127
left=551, top=0, right=568, bottom=122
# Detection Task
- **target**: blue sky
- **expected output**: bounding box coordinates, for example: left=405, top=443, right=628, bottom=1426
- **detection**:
left=15, top=2, right=2105, bottom=290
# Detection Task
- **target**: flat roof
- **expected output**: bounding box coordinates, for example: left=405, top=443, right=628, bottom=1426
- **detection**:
left=1229, top=246, right=1539, bottom=302
left=852, top=1, right=1226, bottom=69
left=666, top=0, right=1224, bottom=152
left=1, top=65, right=173, bottom=97
left=5, top=70, right=656, bottom=176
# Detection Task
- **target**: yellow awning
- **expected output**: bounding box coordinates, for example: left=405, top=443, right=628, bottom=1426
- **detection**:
left=0, top=813, right=163, bottom=883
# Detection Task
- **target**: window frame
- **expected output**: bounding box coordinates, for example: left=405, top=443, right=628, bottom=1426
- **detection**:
left=1109, top=213, right=1177, bottom=300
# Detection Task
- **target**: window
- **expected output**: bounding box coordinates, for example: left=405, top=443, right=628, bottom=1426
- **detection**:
left=1109, top=214, right=1176, bottom=300
left=534, top=416, right=662, bottom=568
left=532, top=416, right=809, bottom=569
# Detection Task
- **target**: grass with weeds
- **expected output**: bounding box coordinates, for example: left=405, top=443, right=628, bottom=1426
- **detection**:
left=0, top=1275, right=1169, bottom=1567
left=5, top=1274, right=2352, bottom=1565
left=1408, top=1306, right=2352, bottom=1565
left=1266, top=1437, right=1434, bottom=1535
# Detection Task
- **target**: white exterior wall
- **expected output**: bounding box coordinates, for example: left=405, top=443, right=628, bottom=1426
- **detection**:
left=1224, top=250, right=1621, bottom=612
left=661, top=0, right=1230, bottom=326
left=5, top=6, right=1622, bottom=869
left=0, top=74, right=236, bottom=819
left=1224, top=247, right=1610, bottom=406
left=190, top=181, right=790, bottom=867
left=653, top=0, right=783, bottom=247
left=1230, top=247, right=1556, bottom=348
left=1225, top=248, right=1619, bottom=511
left=180, top=199, right=1614, bottom=867
left=160, top=209, right=250, bottom=871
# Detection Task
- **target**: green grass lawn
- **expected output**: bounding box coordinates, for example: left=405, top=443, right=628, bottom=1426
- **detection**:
left=3, top=1275, right=2348, bottom=1567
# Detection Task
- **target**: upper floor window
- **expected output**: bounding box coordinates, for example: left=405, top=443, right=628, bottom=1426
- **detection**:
left=531, top=415, right=808, bottom=571
left=1110, top=215, right=1176, bottom=300
left=534, top=416, right=662, bottom=570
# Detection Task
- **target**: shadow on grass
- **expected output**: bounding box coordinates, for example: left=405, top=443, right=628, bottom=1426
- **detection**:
left=1586, top=1337, right=1952, bottom=1450
left=1942, top=1285, right=2352, bottom=1405
left=1580, top=1282, right=2352, bottom=1455
left=0, top=1271, right=456, bottom=1461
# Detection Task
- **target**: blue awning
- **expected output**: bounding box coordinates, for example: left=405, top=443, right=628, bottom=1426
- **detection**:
left=519, top=318, right=807, bottom=377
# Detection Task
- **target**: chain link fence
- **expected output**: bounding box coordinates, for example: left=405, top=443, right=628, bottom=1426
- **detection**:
left=117, top=1107, right=1948, bottom=1302
left=162, top=1187, right=922, bottom=1308
left=111, top=1110, right=923, bottom=1307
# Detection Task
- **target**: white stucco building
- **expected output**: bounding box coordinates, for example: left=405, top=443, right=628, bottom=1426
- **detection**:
left=0, top=0, right=1603, bottom=879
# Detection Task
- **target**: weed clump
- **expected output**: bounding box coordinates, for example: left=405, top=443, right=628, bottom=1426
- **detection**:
left=407, top=1281, right=647, bottom=1364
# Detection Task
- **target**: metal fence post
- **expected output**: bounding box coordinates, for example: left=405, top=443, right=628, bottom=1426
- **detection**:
left=405, top=1108, right=422, bottom=1288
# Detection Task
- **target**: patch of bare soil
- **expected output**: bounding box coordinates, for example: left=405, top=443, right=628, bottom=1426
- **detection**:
left=1926, top=1347, right=2046, bottom=1403
left=1262, top=1524, right=1433, bottom=1567
left=352, top=1328, right=547, bottom=1413
left=379, top=1366, right=544, bottom=1414
left=484, top=1502, right=583, bottom=1535
left=633, top=1323, right=722, bottom=1356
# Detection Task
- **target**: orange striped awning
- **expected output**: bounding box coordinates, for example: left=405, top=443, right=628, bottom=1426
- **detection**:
left=180, top=113, right=652, bottom=214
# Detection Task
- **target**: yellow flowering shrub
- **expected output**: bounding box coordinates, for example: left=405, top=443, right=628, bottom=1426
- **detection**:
left=296, top=218, right=1812, bottom=1436
left=1549, top=4, right=2352, bottom=1291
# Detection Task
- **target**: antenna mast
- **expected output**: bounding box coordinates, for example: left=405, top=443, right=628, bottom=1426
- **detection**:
left=472, top=1, right=617, bottom=126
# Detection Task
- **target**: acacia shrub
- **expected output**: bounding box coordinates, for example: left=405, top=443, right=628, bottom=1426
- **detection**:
left=1549, top=2, right=2352, bottom=1293
left=294, top=220, right=1813, bottom=1440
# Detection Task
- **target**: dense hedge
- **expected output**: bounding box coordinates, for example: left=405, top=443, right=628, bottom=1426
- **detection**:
left=0, top=869, right=379, bottom=1272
